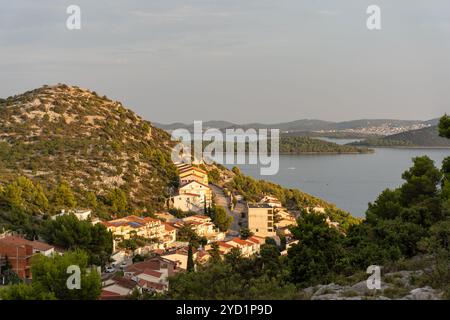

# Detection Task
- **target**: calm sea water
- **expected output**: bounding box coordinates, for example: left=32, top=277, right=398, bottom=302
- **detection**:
left=226, top=143, right=449, bottom=217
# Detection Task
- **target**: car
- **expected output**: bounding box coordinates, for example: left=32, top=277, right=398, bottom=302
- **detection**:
left=120, top=262, right=128, bottom=269
left=105, top=266, right=115, bottom=273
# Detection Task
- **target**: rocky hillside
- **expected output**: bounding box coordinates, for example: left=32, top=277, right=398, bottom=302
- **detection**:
left=0, top=84, right=178, bottom=214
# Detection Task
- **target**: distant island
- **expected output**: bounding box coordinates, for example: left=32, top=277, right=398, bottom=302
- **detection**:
left=348, top=125, right=450, bottom=148
left=279, top=136, right=373, bottom=154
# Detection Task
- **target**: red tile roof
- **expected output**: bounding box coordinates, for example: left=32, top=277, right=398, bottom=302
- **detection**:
left=179, top=166, right=207, bottom=175
left=229, top=238, right=253, bottom=246
left=0, top=236, right=53, bottom=251
left=217, top=241, right=234, bottom=249
left=180, top=180, right=210, bottom=189
left=141, top=269, right=163, bottom=278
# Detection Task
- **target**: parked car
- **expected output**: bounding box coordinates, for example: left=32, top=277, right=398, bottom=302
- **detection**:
left=105, top=266, right=115, bottom=273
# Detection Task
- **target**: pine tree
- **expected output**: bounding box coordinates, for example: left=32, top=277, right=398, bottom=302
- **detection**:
left=187, top=244, right=195, bottom=272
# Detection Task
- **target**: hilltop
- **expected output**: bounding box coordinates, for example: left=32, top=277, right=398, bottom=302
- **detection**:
left=0, top=84, right=179, bottom=215
left=349, top=125, right=450, bottom=148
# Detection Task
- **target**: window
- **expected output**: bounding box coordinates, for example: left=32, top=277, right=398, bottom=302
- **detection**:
left=268, top=228, right=273, bottom=232
left=267, top=222, right=273, bottom=228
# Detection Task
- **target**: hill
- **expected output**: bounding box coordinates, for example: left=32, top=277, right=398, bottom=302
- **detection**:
left=0, top=84, right=179, bottom=216
left=349, top=126, right=450, bottom=148
left=279, top=137, right=373, bottom=154
left=154, top=118, right=437, bottom=137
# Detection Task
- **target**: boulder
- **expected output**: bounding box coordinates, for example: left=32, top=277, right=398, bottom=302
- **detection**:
left=404, top=286, right=441, bottom=300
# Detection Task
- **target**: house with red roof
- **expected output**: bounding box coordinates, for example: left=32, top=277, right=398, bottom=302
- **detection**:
left=0, top=235, right=56, bottom=280
left=122, top=256, right=178, bottom=292
left=101, top=215, right=176, bottom=252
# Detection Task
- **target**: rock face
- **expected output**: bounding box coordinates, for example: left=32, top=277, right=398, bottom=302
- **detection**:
left=302, top=270, right=445, bottom=300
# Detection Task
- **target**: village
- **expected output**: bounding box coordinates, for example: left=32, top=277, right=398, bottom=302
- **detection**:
left=0, top=162, right=328, bottom=299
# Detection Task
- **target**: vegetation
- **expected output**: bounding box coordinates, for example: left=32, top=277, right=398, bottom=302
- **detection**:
left=0, top=250, right=101, bottom=300
left=209, top=205, right=233, bottom=232
left=279, top=136, right=373, bottom=154
left=167, top=246, right=304, bottom=300
left=40, top=215, right=113, bottom=267
left=0, top=84, right=179, bottom=218
left=439, top=115, right=450, bottom=139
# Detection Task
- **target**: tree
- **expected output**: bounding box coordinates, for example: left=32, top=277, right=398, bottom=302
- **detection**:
left=107, top=188, right=128, bottom=214
left=259, top=244, right=281, bottom=278
left=187, top=244, right=195, bottom=272
left=400, top=156, right=441, bottom=204
left=208, top=169, right=220, bottom=184
left=0, top=283, right=56, bottom=300
left=0, top=177, right=49, bottom=214
left=209, top=242, right=221, bottom=263
left=287, top=212, right=347, bottom=286
left=0, top=250, right=101, bottom=300
left=85, top=191, right=98, bottom=209
left=239, top=227, right=253, bottom=240
left=177, top=224, right=202, bottom=247
left=53, top=181, right=77, bottom=210
left=212, top=206, right=233, bottom=232
left=40, top=215, right=113, bottom=266
left=439, top=114, right=450, bottom=139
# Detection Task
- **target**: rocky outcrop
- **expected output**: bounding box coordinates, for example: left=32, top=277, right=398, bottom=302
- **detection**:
left=302, top=270, right=445, bottom=300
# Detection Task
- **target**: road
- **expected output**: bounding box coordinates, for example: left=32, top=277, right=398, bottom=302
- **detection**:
left=210, top=184, right=245, bottom=237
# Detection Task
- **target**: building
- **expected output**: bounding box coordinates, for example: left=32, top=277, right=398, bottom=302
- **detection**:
left=100, top=276, right=137, bottom=300
left=155, top=212, right=177, bottom=222
left=274, top=209, right=297, bottom=228
left=227, top=236, right=263, bottom=257
left=247, top=203, right=276, bottom=238
left=178, top=181, right=212, bottom=207
left=178, top=166, right=209, bottom=185
left=179, top=215, right=225, bottom=242
left=206, top=236, right=264, bottom=258
left=123, top=256, right=178, bottom=292
left=161, top=246, right=210, bottom=270
left=0, top=235, right=55, bottom=280
left=259, top=195, right=283, bottom=208
left=170, top=193, right=204, bottom=213
left=52, top=209, right=92, bottom=221
left=101, top=215, right=176, bottom=251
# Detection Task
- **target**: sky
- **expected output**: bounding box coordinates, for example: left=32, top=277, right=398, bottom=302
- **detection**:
left=1, top=0, right=449, bottom=124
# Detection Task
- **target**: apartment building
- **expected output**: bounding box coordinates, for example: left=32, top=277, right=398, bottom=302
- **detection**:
left=247, top=203, right=276, bottom=238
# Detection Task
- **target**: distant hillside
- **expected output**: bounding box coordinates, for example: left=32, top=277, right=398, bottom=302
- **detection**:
left=155, top=118, right=437, bottom=135
left=349, top=126, right=450, bottom=148
left=154, top=120, right=236, bottom=132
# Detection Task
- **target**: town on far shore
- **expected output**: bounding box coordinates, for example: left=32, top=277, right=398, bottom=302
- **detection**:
left=0, top=161, right=335, bottom=299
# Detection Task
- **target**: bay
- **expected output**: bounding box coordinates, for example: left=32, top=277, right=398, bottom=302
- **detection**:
left=226, top=146, right=449, bottom=217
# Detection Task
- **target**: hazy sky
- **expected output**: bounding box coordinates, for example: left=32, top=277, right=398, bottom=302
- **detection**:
left=1, top=0, right=449, bottom=123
